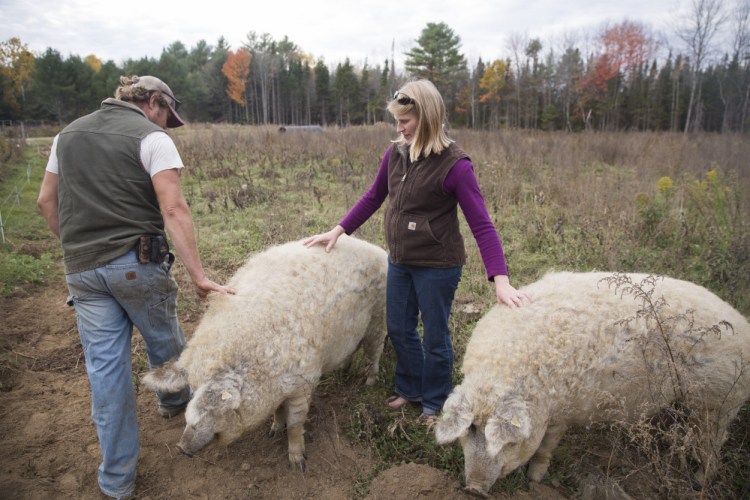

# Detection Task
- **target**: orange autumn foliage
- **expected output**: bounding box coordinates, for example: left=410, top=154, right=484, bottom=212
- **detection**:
left=479, top=59, right=508, bottom=105
left=580, top=20, right=657, bottom=92
left=222, top=49, right=251, bottom=106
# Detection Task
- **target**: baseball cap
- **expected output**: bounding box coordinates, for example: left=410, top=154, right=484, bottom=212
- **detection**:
left=133, top=75, right=185, bottom=128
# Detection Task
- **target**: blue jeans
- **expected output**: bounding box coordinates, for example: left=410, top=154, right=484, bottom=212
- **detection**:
left=65, top=249, right=188, bottom=498
left=386, top=259, right=462, bottom=414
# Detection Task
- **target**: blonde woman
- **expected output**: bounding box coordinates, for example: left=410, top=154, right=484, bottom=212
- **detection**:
left=304, top=79, right=529, bottom=425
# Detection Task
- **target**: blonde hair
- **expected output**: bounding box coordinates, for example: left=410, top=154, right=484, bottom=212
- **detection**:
left=387, top=79, right=452, bottom=163
left=115, top=75, right=170, bottom=109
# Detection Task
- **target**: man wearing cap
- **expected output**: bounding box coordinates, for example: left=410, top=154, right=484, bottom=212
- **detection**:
left=37, top=75, right=235, bottom=499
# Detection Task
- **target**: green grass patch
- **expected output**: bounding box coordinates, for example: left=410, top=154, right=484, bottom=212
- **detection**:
left=0, top=252, right=55, bottom=293
left=0, top=145, right=62, bottom=295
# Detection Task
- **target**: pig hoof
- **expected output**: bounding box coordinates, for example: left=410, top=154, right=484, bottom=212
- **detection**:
left=176, top=443, right=193, bottom=457
left=463, top=486, right=489, bottom=498
left=527, top=462, right=548, bottom=482
left=289, top=458, right=306, bottom=473
left=289, top=451, right=307, bottom=473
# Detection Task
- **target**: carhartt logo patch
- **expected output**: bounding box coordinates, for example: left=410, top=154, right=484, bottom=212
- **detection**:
left=407, top=221, right=417, bottom=231
left=126, top=272, right=136, bottom=280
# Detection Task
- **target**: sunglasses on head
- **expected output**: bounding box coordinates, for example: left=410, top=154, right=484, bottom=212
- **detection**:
left=165, top=92, right=181, bottom=112
left=151, top=90, right=181, bottom=111
left=393, top=91, right=414, bottom=105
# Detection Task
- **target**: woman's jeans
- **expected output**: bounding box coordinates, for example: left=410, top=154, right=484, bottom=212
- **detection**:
left=65, top=249, right=188, bottom=498
left=386, top=260, right=462, bottom=414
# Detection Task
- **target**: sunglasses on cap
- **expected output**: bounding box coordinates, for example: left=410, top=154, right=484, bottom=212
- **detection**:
left=393, top=91, right=414, bottom=105
left=150, top=89, right=181, bottom=112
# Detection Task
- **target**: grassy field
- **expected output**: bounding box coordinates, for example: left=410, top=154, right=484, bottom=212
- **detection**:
left=1, top=125, right=748, bottom=497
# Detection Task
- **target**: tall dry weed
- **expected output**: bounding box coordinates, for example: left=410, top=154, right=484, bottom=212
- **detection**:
left=567, top=273, right=749, bottom=498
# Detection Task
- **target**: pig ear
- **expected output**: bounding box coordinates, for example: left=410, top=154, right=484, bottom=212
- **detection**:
left=485, top=398, right=531, bottom=458
left=217, top=384, right=241, bottom=410
left=434, top=385, right=474, bottom=444
left=207, top=375, right=242, bottom=411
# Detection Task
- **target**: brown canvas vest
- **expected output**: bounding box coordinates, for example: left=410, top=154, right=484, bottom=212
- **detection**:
left=384, top=142, right=468, bottom=267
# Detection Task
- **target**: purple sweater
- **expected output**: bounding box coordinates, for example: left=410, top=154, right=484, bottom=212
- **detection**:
left=340, top=147, right=508, bottom=280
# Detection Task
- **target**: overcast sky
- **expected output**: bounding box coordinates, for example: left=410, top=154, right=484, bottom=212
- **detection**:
left=2, top=0, right=697, bottom=68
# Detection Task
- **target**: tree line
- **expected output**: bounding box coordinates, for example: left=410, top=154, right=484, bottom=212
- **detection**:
left=2, top=1, right=749, bottom=132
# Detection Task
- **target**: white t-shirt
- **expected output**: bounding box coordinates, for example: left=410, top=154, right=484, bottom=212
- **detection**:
left=46, top=131, right=184, bottom=177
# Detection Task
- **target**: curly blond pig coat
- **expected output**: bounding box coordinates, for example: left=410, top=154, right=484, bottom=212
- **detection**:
left=435, top=271, right=750, bottom=497
left=142, top=236, right=387, bottom=471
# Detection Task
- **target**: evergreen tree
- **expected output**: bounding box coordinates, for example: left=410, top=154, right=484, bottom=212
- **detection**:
left=205, top=37, right=231, bottom=122
left=183, top=40, right=214, bottom=122
left=557, top=47, right=584, bottom=131
left=524, top=38, right=543, bottom=129
left=378, top=59, right=391, bottom=123
left=28, top=48, right=71, bottom=123
left=64, top=55, right=97, bottom=117
left=333, top=59, right=360, bottom=126
left=314, top=60, right=331, bottom=126
left=93, top=60, right=123, bottom=103
left=404, top=22, right=466, bottom=118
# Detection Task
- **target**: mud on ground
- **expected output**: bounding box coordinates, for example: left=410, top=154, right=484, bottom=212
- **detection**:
left=6, top=271, right=747, bottom=500
left=0, top=275, right=576, bottom=500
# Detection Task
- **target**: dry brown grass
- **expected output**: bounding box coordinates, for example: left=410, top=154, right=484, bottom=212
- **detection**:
left=164, top=125, right=750, bottom=496
left=4, top=124, right=748, bottom=498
